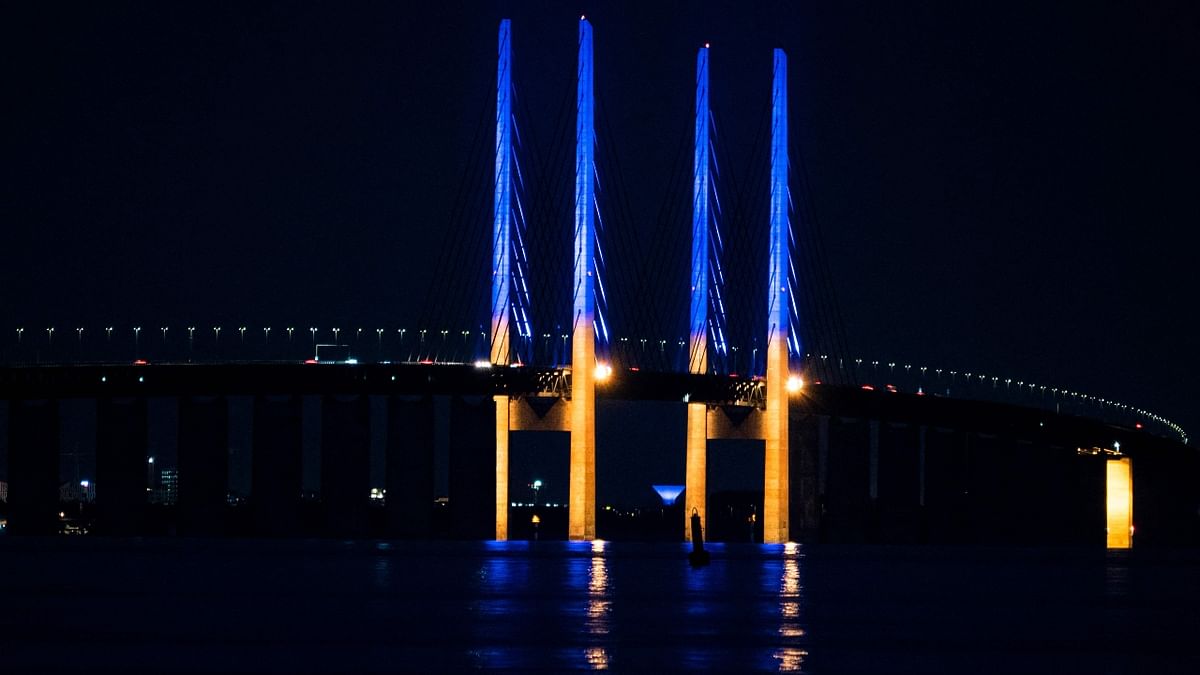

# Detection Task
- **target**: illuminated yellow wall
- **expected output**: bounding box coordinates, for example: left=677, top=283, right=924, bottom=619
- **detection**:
left=1106, top=457, right=1132, bottom=549
left=495, top=395, right=510, bottom=541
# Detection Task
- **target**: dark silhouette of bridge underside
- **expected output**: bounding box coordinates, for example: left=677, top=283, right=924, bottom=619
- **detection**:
left=3, top=362, right=1196, bottom=546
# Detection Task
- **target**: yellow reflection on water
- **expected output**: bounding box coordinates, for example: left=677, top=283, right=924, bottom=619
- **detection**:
left=775, top=543, right=806, bottom=669
left=586, top=539, right=612, bottom=640
left=773, top=647, right=808, bottom=672
left=585, top=646, right=609, bottom=670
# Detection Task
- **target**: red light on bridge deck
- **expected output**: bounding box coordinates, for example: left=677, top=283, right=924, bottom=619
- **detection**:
left=1135, top=422, right=1144, bottom=430
left=728, top=373, right=739, bottom=378
left=629, top=367, right=639, bottom=372
left=303, top=359, right=318, bottom=364
left=886, top=384, right=897, bottom=393
left=419, top=359, right=434, bottom=365
left=813, top=380, right=821, bottom=385
left=861, top=385, right=875, bottom=391
left=132, top=359, right=148, bottom=365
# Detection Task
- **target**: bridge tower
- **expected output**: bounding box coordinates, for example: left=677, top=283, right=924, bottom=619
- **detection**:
left=685, top=45, right=711, bottom=542
left=569, top=17, right=597, bottom=541
left=492, top=18, right=513, bottom=540
left=763, top=48, right=790, bottom=543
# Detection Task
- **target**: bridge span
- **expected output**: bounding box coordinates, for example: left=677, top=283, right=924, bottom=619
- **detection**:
left=2, top=361, right=1196, bottom=547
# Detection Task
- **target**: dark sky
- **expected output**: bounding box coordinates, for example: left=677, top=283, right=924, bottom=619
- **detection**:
left=3, top=1, right=1198, bottom=496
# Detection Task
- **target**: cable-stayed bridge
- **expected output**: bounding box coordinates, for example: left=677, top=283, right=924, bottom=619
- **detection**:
left=1, top=18, right=1191, bottom=546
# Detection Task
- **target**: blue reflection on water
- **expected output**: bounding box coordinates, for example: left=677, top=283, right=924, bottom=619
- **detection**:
left=2, top=539, right=1195, bottom=673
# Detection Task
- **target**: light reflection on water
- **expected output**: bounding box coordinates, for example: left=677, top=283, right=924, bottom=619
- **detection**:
left=4, top=540, right=1189, bottom=673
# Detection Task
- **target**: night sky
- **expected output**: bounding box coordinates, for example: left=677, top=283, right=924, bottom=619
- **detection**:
left=3, top=2, right=1198, bottom=501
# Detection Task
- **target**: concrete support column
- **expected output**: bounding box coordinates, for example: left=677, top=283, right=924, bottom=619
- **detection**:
left=385, top=396, right=435, bottom=538
left=569, top=346, right=596, bottom=541
left=450, top=395, right=496, bottom=539
left=95, top=397, right=148, bottom=536
left=177, top=395, right=228, bottom=536
left=6, top=399, right=60, bottom=535
left=495, top=395, right=510, bottom=540
left=684, top=402, right=707, bottom=541
left=868, top=420, right=880, bottom=500
left=763, top=342, right=790, bottom=543
left=321, top=394, right=370, bottom=536
left=252, top=395, right=302, bottom=536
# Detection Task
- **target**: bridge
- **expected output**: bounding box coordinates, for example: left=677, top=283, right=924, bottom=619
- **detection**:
left=2, top=18, right=1194, bottom=546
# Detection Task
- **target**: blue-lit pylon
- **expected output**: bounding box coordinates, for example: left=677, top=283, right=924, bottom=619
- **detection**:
left=493, top=18, right=515, bottom=542
left=491, top=19, right=513, bottom=365
left=688, top=46, right=710, bottom=375
left=685, top=43, right=712, bottom=544
left=763, top=47, right=790, bottom=544
left=569, top=17, right=597, bottom=542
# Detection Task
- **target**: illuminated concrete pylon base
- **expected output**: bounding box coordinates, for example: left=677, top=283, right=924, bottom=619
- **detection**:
left=494, top=394, right=510, bottom=540
left=763, top=343, right=790, bottom=543
left=1106, top=457, right=1132, bottom=549
left=684, top=402, right=708, bottom=541
left=569, top=325, right=597, bottom=541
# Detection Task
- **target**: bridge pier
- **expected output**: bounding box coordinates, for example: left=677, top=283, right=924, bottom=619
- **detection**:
left=450, top=395, right=496, bottom=539
left=177, top=395, right=228, bottom=536
left=385, top=395, right=435, bottom=538
left=6, top=399, right=60, bottom=535
left=95, top=397, right=148, bottom=536
left=321, top=394, right=370, bottom=536
left=252, top=395, right=303, bottom=536
left=494, top=394, right=510, bottom=540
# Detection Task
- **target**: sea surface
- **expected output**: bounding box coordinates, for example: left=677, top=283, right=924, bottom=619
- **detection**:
left=1, top=539, right=1197, bottom=673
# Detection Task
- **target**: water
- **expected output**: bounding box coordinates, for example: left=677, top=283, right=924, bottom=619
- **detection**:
left=1, top=539, right=1197, bottom=672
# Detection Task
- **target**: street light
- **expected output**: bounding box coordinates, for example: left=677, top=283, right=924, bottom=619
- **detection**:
left=263, top=327, right=271, bottom=343
left=333, top=327, right=341, bottom=344
left=238, top=326, right=246, bottom=343
left=46, top=327, right=55, bottom=344
left=133, top=327, right=141, bottom=353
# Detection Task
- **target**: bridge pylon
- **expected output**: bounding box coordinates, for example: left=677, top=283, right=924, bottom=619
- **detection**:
left=763, top=48, right=790, bottom=544
left=685, top=44, right=711, bottom=543
left=569, top=17, right=597, bottom=541
left=492, top=19, right=513, bottom=540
